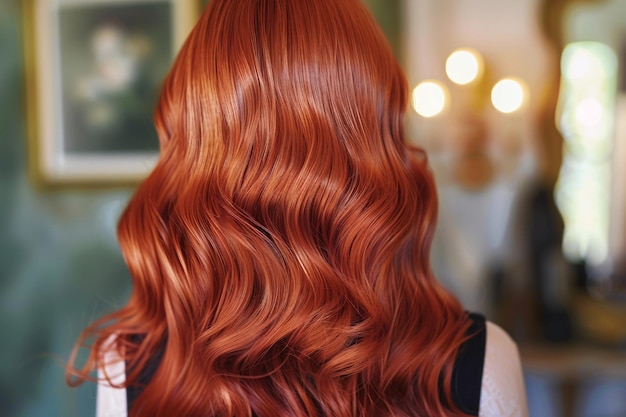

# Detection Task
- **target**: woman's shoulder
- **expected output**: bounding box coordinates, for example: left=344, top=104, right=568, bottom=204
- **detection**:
left=94, top=322, right=529, bottom=417
left=484, top=321, right=518, bottom=363
left=480, top=321, right=529, bottom=417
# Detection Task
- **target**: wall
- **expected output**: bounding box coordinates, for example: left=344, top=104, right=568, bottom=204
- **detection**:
left=0, top=1, right=132, bottom=416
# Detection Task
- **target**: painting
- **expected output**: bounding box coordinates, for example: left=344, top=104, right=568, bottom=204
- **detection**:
left=23, top=0, right=197, bottom=187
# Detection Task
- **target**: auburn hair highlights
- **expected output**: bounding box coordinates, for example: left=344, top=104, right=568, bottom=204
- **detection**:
left=68, top=0, right=472, bottom=415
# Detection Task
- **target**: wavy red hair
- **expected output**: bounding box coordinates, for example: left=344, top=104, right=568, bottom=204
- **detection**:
left=68, top=0, right=472, bottom=416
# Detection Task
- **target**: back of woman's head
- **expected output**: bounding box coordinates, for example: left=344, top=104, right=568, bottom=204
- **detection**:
left=70, top=0, right=471, bottom=416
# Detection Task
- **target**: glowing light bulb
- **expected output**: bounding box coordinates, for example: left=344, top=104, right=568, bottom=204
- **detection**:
left=491, top=78, right=526, bottom=113
left=445, top=49, right=483, bottom=85
left=411, top=80, right=448, bottom=118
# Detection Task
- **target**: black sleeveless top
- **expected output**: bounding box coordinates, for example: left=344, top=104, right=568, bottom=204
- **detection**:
left=127, top=313, right=486, bottom=415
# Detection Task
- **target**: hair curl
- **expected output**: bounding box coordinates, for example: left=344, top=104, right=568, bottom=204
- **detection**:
left=68, top=0, right=472, bottom=416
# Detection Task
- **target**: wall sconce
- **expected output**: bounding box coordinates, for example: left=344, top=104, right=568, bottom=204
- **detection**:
left=411, top=47, right=529, bottom=117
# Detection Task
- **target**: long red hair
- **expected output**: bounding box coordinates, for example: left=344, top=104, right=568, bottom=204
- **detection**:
left=69, top=0, right=472, bottom=415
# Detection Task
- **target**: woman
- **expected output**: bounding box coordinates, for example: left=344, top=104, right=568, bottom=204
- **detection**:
left=68, top=0, right=528, bottom=416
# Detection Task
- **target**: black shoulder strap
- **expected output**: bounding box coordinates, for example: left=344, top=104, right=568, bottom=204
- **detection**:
left=126, top=318, right=487, bottom=415
left=126, top=335, right=165, bottom=413
left=451, top=312, right=486, bottom=416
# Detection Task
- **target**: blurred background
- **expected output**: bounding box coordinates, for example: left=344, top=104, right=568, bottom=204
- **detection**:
left=1, top=0, right=625, bottom=416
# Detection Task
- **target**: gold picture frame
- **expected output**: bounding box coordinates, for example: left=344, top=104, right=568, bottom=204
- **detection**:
left=23, top=0, right=197, bottom=188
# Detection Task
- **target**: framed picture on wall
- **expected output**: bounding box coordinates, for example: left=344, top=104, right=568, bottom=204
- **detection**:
left=23, top=0, right=197, bottom=188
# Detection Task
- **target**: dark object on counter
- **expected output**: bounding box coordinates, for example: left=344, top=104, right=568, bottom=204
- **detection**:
left=528, top=183, right=574, bottom=343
